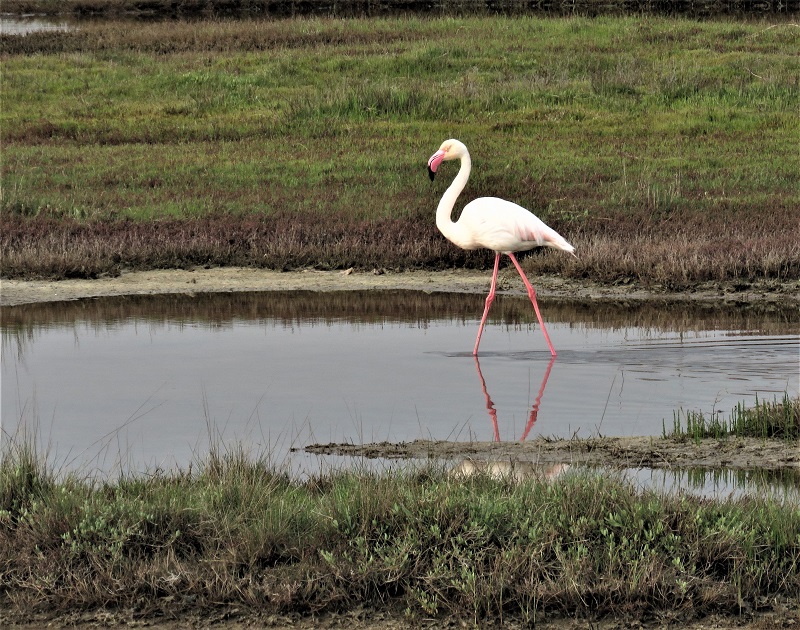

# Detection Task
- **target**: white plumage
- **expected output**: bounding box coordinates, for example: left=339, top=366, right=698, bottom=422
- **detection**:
left=456, top=196, right=574, bottom=254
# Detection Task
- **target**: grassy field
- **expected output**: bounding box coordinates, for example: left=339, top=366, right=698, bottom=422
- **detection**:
left=2, top=397, right=799, bottom=625
left=2, top=16, right=799, bottom=286
left=3, top=14, right=798, bottom=626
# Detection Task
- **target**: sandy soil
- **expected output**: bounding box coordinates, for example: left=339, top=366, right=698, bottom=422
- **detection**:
left=2, top=268, right=798, bottom=630
left=3, top=266, right=799, bottom=307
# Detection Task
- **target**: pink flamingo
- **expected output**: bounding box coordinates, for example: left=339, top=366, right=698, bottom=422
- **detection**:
left=427, top=139, right=575, bottom=356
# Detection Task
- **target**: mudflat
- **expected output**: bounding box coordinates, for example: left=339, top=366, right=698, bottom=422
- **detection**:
left=303, top=434, right=800, bottom=472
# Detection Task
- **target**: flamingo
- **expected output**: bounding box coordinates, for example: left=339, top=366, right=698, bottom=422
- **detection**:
left=427, top=139, right=575, bottom=357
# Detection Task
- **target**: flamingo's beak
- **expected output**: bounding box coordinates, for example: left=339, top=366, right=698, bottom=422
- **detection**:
left=427, top=149, right=446, bottom=181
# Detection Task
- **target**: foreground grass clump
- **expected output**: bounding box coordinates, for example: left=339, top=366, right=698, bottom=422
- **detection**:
left=2, top=16, right=799, bottom=286
left=2, top=442, right=799, bottom=624
left=667, top=394, right=800, bottom=442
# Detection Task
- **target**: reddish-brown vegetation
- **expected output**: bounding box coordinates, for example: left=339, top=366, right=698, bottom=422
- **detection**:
left=0, top=213, right=489, bottom=279
left=3, top=206, right=798, bottom=289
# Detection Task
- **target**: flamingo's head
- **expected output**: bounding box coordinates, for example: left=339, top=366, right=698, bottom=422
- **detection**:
left=427, top=139, right=468, bottom=181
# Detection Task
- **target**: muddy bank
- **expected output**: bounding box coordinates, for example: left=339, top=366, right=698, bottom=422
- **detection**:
left=2, top=266, right=799, bottom=307
left=303, top=435, right=800, bottom=472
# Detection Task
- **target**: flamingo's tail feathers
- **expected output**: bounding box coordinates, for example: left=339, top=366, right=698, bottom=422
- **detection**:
left=543, top=228, right=575, bottom=256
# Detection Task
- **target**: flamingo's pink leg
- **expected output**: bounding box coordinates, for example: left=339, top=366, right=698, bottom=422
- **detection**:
left=508, top=253, right=557, bottom=357
left=473, top=253, right=501, bottom=356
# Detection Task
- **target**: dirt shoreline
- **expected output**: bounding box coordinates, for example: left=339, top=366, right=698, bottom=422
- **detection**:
left=2, top=266, right=800, bottom=307
left=302, top=435, right=800, bottom=472
left=5, top=609, right=800, bottom=630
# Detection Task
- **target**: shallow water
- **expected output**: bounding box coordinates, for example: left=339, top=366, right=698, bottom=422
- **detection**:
left=2, top=291, right=798, bottom=494
left=0, top=16, right=72, bottom=35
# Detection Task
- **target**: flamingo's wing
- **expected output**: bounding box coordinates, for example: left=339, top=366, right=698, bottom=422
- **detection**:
left=460, top=197, right=574, bottom=254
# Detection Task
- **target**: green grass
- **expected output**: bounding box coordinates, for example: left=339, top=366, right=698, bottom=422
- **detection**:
left=2, top=16, right=799, bottom=284
left=666, top=393, right=800, bottom=443
left=2, top=434, right=799, bottom=625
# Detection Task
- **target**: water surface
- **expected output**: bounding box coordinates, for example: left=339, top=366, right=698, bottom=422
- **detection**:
left=3, top=291, right=797, bottom=484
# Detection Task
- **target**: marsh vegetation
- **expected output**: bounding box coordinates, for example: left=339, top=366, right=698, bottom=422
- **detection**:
left=2, top=16, right=799, bottom=288
left=669, top=393, right=800, bottom=442
left=3, top=0, right=796, bottom=18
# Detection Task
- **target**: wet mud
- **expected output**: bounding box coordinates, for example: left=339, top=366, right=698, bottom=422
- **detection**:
left=302, top=435, right=800, bottom=472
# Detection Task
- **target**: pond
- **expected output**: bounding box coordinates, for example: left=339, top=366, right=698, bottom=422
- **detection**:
left=2, top=290, right=797, bottom=499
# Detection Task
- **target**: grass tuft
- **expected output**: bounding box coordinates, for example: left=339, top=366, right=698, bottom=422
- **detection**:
left=666, top=393, right=800, bottom=443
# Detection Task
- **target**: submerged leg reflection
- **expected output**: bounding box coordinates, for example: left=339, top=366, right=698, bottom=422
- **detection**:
left=455, top=356, right=564, bottom=482
left=473, top=355, right=556, bottom=441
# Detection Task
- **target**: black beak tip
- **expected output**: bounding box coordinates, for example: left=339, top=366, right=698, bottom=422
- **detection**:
left=428, top=166, right=436, bottom=181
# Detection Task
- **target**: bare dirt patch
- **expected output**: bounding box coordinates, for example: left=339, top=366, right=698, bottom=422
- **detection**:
left=5, top=605, right=799, bottom=630
left=1, top=267, right=492, bottom=306
left=3, top=266, right=799, bottom=307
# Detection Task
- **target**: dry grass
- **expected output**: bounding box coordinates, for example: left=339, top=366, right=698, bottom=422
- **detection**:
left=557, top=205, right=800, bottom=288
left=2, top=207, right=798, bottom=288
left=0, top=212, right=492, bottom=278
left=2, top=0, right=795, bottom=17
left=0, top=17, right=422, bottom=56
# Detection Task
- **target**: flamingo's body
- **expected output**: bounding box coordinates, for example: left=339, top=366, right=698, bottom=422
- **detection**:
left=427, top=139, right=574, bottom=356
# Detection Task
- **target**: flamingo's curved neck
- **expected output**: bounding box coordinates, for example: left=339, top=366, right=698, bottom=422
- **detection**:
left=436, top=150, right=473, bottom=249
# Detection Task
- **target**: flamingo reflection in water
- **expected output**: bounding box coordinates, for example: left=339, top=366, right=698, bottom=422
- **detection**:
left=474, top=355, right=556, bottom=443
left=452, top=356, right=569, bottom=482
